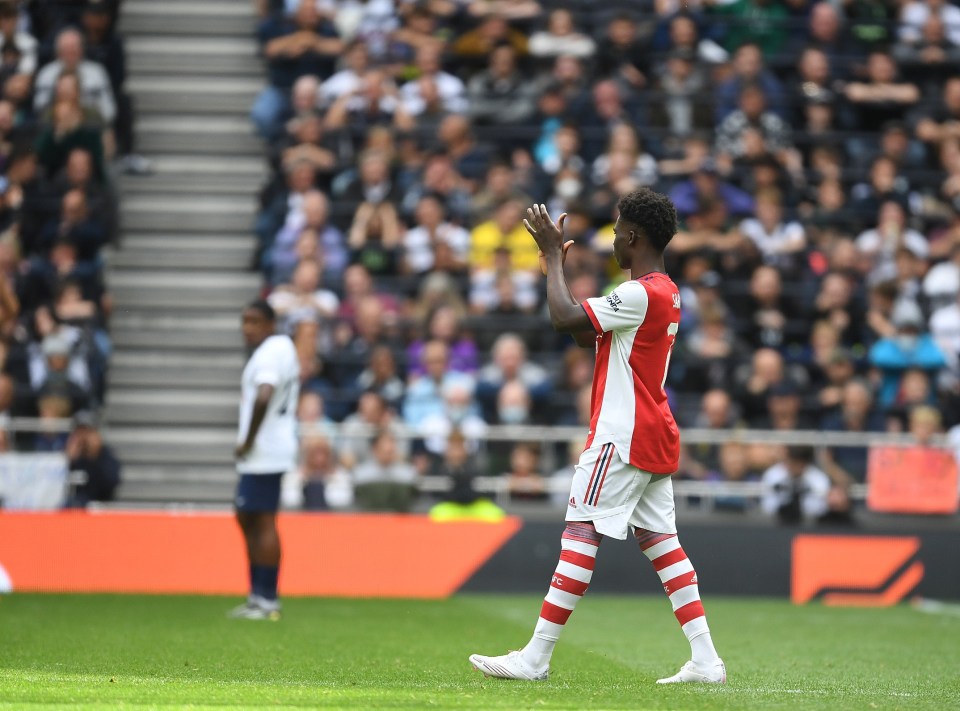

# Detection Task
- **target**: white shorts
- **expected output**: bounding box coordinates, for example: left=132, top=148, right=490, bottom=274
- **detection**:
left=566, top=442, right=677, bottom=540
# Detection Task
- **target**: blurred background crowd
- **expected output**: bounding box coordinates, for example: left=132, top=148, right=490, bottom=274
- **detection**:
left=0, top=0, right=131, bottom=505
left=249, top=0, right=960, bottom=518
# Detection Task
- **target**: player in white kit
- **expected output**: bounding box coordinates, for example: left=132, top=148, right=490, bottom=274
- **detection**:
left=229, top=301, right=300, bottom=620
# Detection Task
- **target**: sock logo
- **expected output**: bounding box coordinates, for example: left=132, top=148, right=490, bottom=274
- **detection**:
left=552, top=575, right=562, bottom=587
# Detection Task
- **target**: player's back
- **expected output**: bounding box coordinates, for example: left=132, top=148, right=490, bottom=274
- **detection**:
left=238, top=334, right=300, bottom=474
left=582, top=273, right=681, bottom=475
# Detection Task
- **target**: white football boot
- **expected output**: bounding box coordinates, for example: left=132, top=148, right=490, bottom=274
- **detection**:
left=656, top=658, right=726, bottom=684
left=469, top=651, right=549, bottom=681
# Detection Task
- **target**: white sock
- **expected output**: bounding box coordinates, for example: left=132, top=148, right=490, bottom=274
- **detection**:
left=690, top=630, right=720, bottom=665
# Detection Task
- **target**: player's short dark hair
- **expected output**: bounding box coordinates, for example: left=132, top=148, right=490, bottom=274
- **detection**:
left=616, top=188, right=678, bottom=253
left=245, top=299, right=276, bottom=322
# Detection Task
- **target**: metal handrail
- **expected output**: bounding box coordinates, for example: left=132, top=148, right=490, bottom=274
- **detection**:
left=301, top=422, right=952, bottom=450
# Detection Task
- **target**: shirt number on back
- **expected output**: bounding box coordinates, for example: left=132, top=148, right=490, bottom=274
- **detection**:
left=662, top=322, right=679, bottom=393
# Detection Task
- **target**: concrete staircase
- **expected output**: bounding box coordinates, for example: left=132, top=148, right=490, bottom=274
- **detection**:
left=107, top=0, right=266, bottom=503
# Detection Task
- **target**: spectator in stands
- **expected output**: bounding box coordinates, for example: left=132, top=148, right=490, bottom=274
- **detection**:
left=269, top=189, right=346, bottom=285
left=0, top=3, right=35, bottom=76
left=318, top=40, right=368, bottom=108
left=36, top=97, right=106, bottom=184
left=800, top=1, right=856, bottom=77
left=732, top=265, right=804, bottom=350
left=899, top=0, right=960, bottom=47
left=760, top=445, right=835, bottom=525
left=402, top=339, right=474, bottom=426
left=38, top=190, right=107, bottom=262
left=710, top=0, right=789, bottom=59
left=715, top=43, right=786, bottom=123
left=844, top=51, right=920, bottom=130
left=339, top=390, right=406, bottom=468
left=407, top=305, right=477, bottom=378
left=347, top=199, right=403, bottom=276
left=915, top=75, right=960, bottom=151
left=668, top=158, right=754, bottom=219
left=65, top=411, right=120, bottom=506
left=716, top=84, right=792, bottom=165
left=653, top=48, right=711, bottom=137
left=325, top=68, right=410, bottom=133
left=399, top=45, right=468, bottom=117
left=419, top=380, right=487, bottom=457
left=820, top=379, right=885, bottom=486
left=451, top=13, right=529, bottom=61
left=855, top=201, right=930, bottom=278
left=251, top=0, right=342, bottom=139
left=300, top=435, right=353, bottom=510
left=31, top=321, right=91, bottom=410
left=268, top=258, right=338, bottom=372
left=894, top=12, right=960, bottom=93
left=469, top=199, right=539, bottom=272
left=469, top=245, right=540, bottom=314
left=529, top=8, right=595, bottom=60
left=595, top=13, right=649, bottom=89
left=759, top=380, right=814, bottom=431
left=505, top=442, right=546, bottom=502
left=683, top=389, right=742, bottom=480
left=681, top=302, right=748, bottom=393
left=736, top=347, right=791, bottom=426
left=34, top=28, right=115, bottom=134
left=870, top=300, right=947, bottom=409
left=352, top=429, right=418, bottom=512
left=466, top=43, right=536, bottom=127
left=738, top=189, right=806, bottom=274
left=403, top=194, right=470, bottom=274
left=355, top=345, right=405, bottom=412
left=476, top=333, right=551, bottom=422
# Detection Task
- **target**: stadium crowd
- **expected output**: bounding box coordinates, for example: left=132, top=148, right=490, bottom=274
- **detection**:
left=0, top=0, right=129, bottom=504
left=251, top=0, right=960, bottom=518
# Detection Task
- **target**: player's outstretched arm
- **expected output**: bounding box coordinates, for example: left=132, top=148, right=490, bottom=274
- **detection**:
left=524, top=203, right=594, bottom=335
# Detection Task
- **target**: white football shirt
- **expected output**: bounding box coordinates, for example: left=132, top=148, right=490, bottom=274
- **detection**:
left=237, top=335, right=300, bottom=475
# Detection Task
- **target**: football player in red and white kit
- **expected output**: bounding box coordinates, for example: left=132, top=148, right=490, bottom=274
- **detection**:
left=470, top=189, right=725, bottom=684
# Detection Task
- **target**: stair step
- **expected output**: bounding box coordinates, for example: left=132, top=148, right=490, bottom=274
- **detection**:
left=111, top=427, right=237, bottom=464
left=119, top=173, right=263, bottom=196
left=129, top=154, right=266, bottom=178
left=109, top=352, right=244, bottom=388
left=128, top=77, right=262, bottom=114
left=109, top=247, right=254, bottom=271
left=121, top=195, right=256, bottom=232
left=119, top=233, right=256, bottom=251
left=117, top=471, right=235, bottom=504
left=106, top=389, right=238, bottom=425
left=121, top=2, right=255, bottom=36
left=128, top=36, right=261, bottom=77
left=136, top=115, right=262, bottom=154
left=111, top=313, right=242, bottom=350
left=110, top=270, right=260, bottom=310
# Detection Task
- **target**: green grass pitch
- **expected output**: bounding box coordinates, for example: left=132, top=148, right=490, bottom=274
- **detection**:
left=1, top=593, right=958, bottom=710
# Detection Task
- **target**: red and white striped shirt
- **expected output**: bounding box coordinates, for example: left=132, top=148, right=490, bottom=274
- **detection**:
left=581, top=272, right=681, bottom=475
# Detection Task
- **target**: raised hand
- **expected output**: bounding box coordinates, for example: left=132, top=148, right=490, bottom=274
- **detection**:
left=523, top=203, right=567, bottom=255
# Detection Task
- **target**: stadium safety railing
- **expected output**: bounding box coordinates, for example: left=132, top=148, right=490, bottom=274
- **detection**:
left=300, top=422, right=953, bottom=510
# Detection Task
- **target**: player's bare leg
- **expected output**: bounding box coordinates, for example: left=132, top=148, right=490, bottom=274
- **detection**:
left=634, top=528, right=725, bottom=683
left=469, top=522, right=602, bottom=680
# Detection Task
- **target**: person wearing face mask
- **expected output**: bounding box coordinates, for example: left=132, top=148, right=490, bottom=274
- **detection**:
left=419, top=381, right=487, bottom=458
left=868, top=299, right=947, bottom=408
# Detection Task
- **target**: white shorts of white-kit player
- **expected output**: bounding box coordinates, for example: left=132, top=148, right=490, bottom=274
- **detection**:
left=566, top=442, right=677, bottom=540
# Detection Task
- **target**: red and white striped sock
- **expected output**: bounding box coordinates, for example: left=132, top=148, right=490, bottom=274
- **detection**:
left=521, top=522, right=602, bottom=669
left=635, top=529, right=719, bottom=665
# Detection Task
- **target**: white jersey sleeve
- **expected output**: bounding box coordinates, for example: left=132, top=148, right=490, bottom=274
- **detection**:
left=582, top=280, right=649, bottom=333
left=238, top=335, right=301, bottom=475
